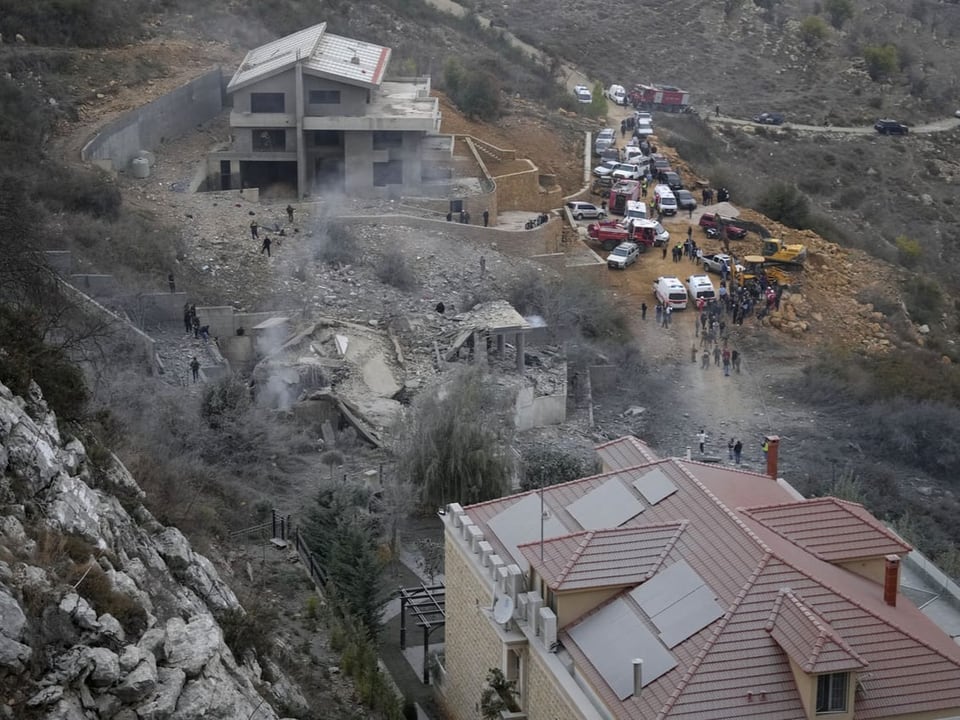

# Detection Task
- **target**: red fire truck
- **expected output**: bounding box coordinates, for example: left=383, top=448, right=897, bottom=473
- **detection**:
left=628, top=84, right=691, bottom=112
left=608, top=179, right=641, bottom=215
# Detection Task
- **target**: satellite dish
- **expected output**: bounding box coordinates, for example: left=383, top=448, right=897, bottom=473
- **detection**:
left=493, top=594, right=515, bottom=625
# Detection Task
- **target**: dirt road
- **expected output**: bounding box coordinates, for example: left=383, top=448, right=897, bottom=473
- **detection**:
left=707, top=114, right=960, bottom=135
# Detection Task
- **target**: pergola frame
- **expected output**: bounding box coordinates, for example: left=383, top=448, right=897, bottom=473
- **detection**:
left=398, top=583, right=446, bottom=684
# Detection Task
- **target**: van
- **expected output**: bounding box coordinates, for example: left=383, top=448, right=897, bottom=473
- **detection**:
left=686, top=274, right=717, bottom=302
left=653, top=185, right=678, bottom=216
left=625, top=200, right=648, bottom=223
left=653, top=276, right=688, bottom=309
left=607, top=84, right=627, bottom=106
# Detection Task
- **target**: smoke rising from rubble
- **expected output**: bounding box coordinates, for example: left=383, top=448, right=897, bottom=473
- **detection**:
left=255, top=321, right=294, bottom=411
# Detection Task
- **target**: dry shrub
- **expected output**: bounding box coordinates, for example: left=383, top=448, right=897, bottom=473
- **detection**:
left=67, top=561, right=148, bottom=636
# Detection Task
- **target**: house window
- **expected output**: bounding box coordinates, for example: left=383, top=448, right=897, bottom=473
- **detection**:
left=373, top=131, right=404, bottom=150
left=250, top=93, right=285, bottom=113
left=816, top=673, right=849, bottom=714
left=253, top=130, right=286, bottom=152
left=309, top=90, right=341, bottom=104
left=308, top=130, right=341, bottom=147
left=373, top=160, right=403, bottom=187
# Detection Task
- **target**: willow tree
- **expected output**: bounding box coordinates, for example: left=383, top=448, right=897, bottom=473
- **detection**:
left=395, top=366, right=514, bottom=509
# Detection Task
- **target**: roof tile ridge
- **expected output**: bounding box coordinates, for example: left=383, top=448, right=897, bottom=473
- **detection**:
left=517, top=528, right=589, bottom=550
left=767, top=551, right=960, bottom=668
left=308, top=21, right=327, bottom=57
left=738, top=508, right=829, bottom=561
left=657, top=552, right=774, bottom=720
left=554, top=531, right=595, bottom=585
left=831, top=498, right=913, bottom=551
left=668, top=460, right=774, bottom=556
left=679, top=457, right=774, bottom=481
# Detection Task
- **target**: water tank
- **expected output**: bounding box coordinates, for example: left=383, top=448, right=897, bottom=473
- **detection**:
left=131, top=156, right=150, bottom=179
left=136, top=150, right=156, bottom=168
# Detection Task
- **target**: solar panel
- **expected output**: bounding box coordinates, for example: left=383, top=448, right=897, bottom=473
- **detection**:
left=632, top=467, right=678, bottom=505
left=565, top=478, right=644, bottom=530
left=629, top=560, right=724, bottom=648
left=630, top=560, right=703, bottom=617
left=654, top=585, right=725, bottom=648
left=568, top=598, right=677, bottom=700
left=487, top=493, right=566, bottom=570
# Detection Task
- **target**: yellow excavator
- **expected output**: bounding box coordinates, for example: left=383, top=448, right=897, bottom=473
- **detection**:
left=762, top=238, right=807, bottom=265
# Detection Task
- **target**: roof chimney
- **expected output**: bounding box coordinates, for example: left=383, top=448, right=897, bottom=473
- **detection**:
left=763, top=435, right=780, bottom=480
left=633, top=659, right=643, bottom=696
left=884, top=555, right=900, bottom=607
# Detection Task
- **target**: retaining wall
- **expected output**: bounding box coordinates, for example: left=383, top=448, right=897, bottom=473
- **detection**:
left=81, top=68, right=224, bottom=171
left=69, top=275, right=120, bottom=298
left=331, top=214, right=560, bottom=258
left=137, top=292, right=188, bottom=326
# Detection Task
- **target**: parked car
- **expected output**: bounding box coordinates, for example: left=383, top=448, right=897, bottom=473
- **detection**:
left=607, top=242, right=640, bottom=269
left=607, top=84, right=628, bottom=105
left=662, top=171, right=684, bottom=191
left=874, top=119, right=909, bottom=135
left=675, top=189, right=697, bottom=211
left=567, top=201, right=605, bottom=220
left=753, top=112, right=784, bottom=125
left=574, top=85, right=592, bottom=104
left=634, top=111, right=652, bottom=122
left=699, top=212, right=747, bottom=239
left=653, top=185, right=678, bottom=216
left=612, top=163, right=643, bottom=181
left=634, top=120, right=654, bottom=138
left=702, top=253, right=743, bottom=275
left=651, top=154, right=671, bottom=171
left=593, top=160, right=620, bottom=177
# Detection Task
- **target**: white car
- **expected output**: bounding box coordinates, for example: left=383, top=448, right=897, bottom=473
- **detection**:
left=634, top=121, right=654, bottom=138
left=686, top=274, right=717, bottom=302
left=635, top=111, right=652, bottom=122
left=607, top=84, right=628, bottom=105
left=574, top=85, right=592, bottom=103
left=607, top=242, right=640, bottom=269
left=593, top=160, right=620, bottom=177
left=611, top=163, right=643, bottom=181
left=566, top=201, right=606, bottom=220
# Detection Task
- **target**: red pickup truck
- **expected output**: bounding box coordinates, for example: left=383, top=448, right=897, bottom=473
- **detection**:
left=698, top=212, right=747, bottom=240
left=587, top=221, right=656, bottom=252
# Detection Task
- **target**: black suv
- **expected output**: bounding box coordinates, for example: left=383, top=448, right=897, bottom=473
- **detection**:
left=662, top=171, right=684, bottom=191
left=753, top=112, right=784, bottom=125
left=874, top=119, right=909, bottom=135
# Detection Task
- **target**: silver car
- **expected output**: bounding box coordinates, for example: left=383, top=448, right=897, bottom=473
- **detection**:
left=566, top=201, right=606, bottom=220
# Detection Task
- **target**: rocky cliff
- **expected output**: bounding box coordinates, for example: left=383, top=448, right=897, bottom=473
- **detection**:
left=0, top=380, right=298, bottom=720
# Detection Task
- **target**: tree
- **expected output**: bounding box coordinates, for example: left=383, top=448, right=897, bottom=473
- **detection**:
left=395, top=366, right=514, bottom=509
left=823, top=0, right=854, bottom=28
left=895, top=235, right=922, bottom=268
left=587, top=81, right=607, bottom=118
left=519, top=445, right=595, bottom=491
left=328, top=516, right=389, bottom=637
left=863, top=44, right=899, bottom=82
left=459, top=72, right=501, bottom=121
left=757, top=183, right=810, bottom=229
left=798, top=16, right=829, bottom=48
left=480, top=668, right=520, bottom=719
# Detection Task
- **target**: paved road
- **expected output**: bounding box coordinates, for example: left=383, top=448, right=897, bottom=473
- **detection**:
left=706, top=114, right=960, bottom=135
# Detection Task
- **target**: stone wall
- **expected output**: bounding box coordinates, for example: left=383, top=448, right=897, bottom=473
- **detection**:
left=81, top=68, right=224, bottom=172
left=331, top=214, right=560, bottom=259
left=526, top=650, right=585, bottom=720
left=439, top=533, right=502, bottom=720
left=494, top=163, right=563, bottom=213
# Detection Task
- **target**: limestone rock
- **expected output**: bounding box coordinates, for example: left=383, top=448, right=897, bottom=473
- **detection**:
left=119, top=644, right=144, bottom=673
left=180, top=553, right=239, bottom=613
left=138, top=626, right=167, bottom=659
left=85, top=646, right=121, bottom=687
left=27, top=686, right=64, bottom=707
left=60, top=437, right=87, bottom=476
left=47, top=475, right=103, bottom=543
left=153, top=527, right=194, bottom=572
left=115, top=652, right=158, bottom=703
left=0, top=635, right=31, bottom=671
left=97, top=612, right=125, bottom=643
left=163, top=615, right=221, bottom=677
left=58, top=592, right=100, bottom=631
left=136, top=665, right=186, bottom=720
left=0, top=585, right=27, bottom=641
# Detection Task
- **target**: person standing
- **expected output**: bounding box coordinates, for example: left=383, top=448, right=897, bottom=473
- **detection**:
left=250, top=219, right=258, bottom=239
left=762, top=438, right=769, bottom=460
left=183, top=304, right=192, bottom=334
left=655, top=302, right=662, bottom=324
left=697, top=429, right=707, bottom=454
left=190, top=357, right=200, bottom=383
left=480, top=255, right=486, bottom=277
left=641, top=302, right=647, bottom=320
left=286, top=204, right=295, bottom=223
left=482, top=209, right=490, bottom=227
left=691, top=345, right=698, bottom=363
left=715, top=104, right=720, bottom=117
left=446, top=211, right=453, bottom=222
left=714, top=345, right=721, bottom=366
left=661, top=243, right=668, bottom=260
left=732, top=349, right=741, bottom=373
left=168, top=272, right=176, bottom=293
left=664, top=305, right=672, bottom=328
left=192, top=314, right=200, bottom=339
left=722, top=348, right=731, bottom=376
left=734, top=439, right=743, bottom=464
left=701, top=350, right=710, bottom=369
left=728, top=438, right=735, bottom=460
left=260, top=235, right=272, bottom=257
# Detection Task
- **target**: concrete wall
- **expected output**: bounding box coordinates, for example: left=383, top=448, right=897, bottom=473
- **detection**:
left=494, top=163, right=563, bottom=213
left=82, top=68, right=224, bottom=171
left=69, top=275, right=120, bottom=298
left=303, top=76, right=367, bottom=116
left=331, top=214, right=560, bottom=259
left=136, top=292, right=187, bottom=326
left=44, top=251, right=73, bottom=275
left=514, top=385, right=566, bottom=432
left=196, top=306, right=290, bottom=343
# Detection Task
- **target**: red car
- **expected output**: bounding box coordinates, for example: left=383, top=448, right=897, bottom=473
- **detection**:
left=698, top=212, right=747, bottom=239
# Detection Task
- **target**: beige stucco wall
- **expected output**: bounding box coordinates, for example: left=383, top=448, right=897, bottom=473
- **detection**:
left=442, top=530, right=504, bottom=720
left=838, top=556, right=887, bottom=586
left=556, top=587, right=620, bottom=629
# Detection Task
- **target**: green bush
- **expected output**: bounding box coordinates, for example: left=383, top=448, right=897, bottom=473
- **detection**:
left=823, top=0, right=854, bottom=28
left=799, top=16, right=829, bottom=47
left=218, top=604, right=278, bottom=660
left=68, top=561, right=149, bottom=636
left=200, top=376, right=251, bottom=428
left=863, top=44, right=899, bottom=81
left=520, top=445, right=596, bottom=491
left=36, top=165, right=122, bottom=220
left=757, top=183, right=810, bottom=229
left=903, top=276, right=943, bottom=325
left=895, top=235, right=922, bottom=267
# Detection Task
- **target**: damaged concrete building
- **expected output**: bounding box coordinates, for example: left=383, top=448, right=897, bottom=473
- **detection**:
left=210, top=22, right=443, bottom=197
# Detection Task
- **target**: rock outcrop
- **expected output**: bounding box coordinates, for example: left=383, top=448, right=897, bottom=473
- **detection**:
left=0, top=380, right=296, bottom=719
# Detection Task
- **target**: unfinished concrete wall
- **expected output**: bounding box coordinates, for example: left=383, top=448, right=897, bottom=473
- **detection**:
left=82, top=68, right=224, bottom=171
left=44, top=251, right=73, bottom=275
left=69, top=275, right=120, bottom=298
left=515, top=385, right=566, bottom=431
left=136, top=292, right=188, bottom=326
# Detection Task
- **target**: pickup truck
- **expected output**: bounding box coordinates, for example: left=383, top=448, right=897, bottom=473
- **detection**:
left=587, top=221, right=655, bottom=252
left=607, top=242, right=640, bottom=269
left=698, top=212, right=747, bottom=240
left=702, top=253, right=744, bottom=275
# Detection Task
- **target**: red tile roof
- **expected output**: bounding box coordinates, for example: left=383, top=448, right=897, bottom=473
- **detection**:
left=741, top=498, right=912, bottom=562
left=456, top=442, right=960, bottom=720
left=766, top=588, right=868, bottom=673
left=596, top=436, right=659, bottom=471
left=517, top=524, right=684, bottom=592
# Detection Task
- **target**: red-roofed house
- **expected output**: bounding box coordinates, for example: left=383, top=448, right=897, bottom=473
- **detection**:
left=439, top=436, right=960, bottom=720
left=211, top=23, right=441, bottom=196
